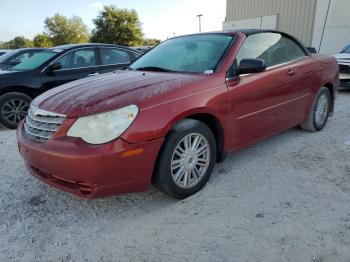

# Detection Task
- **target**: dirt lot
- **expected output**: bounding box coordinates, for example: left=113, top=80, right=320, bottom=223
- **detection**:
left=0, top=91, right=349, bottom=262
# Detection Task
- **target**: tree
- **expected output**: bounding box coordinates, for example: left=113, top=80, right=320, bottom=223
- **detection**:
left=44, top=14, right=89, bottom=45
left=0, top=41, right=8, bottom=49
left=91, top=5, right=143, bottom=46
left=0, top=36, right=33, bottom=49
left=33, top=33, right=53, bottom=47
left=142, top=38, right=161, bottom=46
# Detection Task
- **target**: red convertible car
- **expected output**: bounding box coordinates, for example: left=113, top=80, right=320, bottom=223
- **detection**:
left=17, top=30, right=339, bottom=199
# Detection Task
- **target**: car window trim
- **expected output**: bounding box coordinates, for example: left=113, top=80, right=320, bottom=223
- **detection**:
left=266, top=56, right=307, bottom=70
left=97, top=46, right=141, bottom=56
left=226, top=56, right=308, bottom=80
left=41, top=47, right=99, bottom=73
left=99, top=62, right=130, bottom=67
left=52, top=65, right=101, bottom=72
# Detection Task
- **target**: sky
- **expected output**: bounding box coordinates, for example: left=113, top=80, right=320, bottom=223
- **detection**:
left=0, top=0, right=227, bottom=42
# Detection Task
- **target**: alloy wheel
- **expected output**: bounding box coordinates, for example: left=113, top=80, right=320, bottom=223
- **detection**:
left=315, top=93, right=329, bottom=127
left=171, top=133, right=211, bottom=189
left=2, top=98, right=29, bottom=125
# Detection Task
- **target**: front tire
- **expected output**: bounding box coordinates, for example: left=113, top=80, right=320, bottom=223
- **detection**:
left=154, top=119, right=217, bottom=199
left=0, top=92, right=31, bottom=129
left=300, top=87, right=331, bottom=132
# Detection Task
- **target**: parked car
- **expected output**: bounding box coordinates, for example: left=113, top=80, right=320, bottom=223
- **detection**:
left=334, top=43, right=350, bottom=88
left=0, top=49, right=10, bottom=56
left=0, top=43, right=142, bottom=128
left=0, top=48, right=46, bottom=70
left=133, top=46, right=153, bottom=53
left=17, top=30, right=339, bottom=199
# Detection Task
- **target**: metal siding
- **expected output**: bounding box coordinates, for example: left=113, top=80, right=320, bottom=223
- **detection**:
left=225, top=0, right=317, bottom=45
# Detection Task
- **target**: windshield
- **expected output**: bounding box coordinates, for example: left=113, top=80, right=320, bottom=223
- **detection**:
left=341, top=45, right=350, bottom=53
left=12, top=50, right=58, bottom=70
left=129, top=34, right=234, bottom=73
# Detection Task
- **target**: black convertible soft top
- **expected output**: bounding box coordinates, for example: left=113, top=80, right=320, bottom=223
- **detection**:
left=226, top=29, right=310, bottom=55
left=174, top=29, right=311, bottom=56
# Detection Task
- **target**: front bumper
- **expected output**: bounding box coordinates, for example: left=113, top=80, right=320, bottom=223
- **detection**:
left=17, top=122, right=164, bottom=198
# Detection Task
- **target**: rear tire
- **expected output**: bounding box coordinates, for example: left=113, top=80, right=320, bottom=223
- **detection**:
left=154, top=119, right=217, bottom=199
left=300, top=87, right=331, bottom=132
left=0, top=92, right=32, bottom=129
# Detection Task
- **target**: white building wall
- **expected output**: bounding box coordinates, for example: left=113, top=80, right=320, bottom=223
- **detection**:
left=224, top=0, right=317, bottom=45
left=312, top=0, right=350, bottom=54
left=223, top=15, right=278, bottom=31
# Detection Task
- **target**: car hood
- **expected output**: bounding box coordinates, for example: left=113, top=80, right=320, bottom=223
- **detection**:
left=33, top=70, right=207, bottom=118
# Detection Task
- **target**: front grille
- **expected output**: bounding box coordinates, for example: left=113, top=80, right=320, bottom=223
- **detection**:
left=339, top=64, right=350, bottom=74
left=24, top=105, right=66, bottom=143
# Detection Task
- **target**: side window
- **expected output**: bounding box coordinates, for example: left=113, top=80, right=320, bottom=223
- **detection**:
left=56, top=48, right=96, bottom=70
left=56, top=54, right=69, bottom=69
left=235, top=33, right=288, bottom=68
left=100, top=48, right=131, bottom=65
left=229, top=33, right=306, bottom=77
left=281, top=37, right=307, bottom=61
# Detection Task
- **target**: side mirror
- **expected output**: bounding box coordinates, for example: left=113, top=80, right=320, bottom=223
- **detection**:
left=236, top=59, right=266, bottom=75
left=306, top=47, right=317, bottom=54
left=47, top=62, right=62, bottom=73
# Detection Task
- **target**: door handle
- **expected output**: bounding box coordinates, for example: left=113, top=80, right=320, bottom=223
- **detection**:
left=87, top=72, right=99, bottom=77
left=287, top=69, right=297, bottom=76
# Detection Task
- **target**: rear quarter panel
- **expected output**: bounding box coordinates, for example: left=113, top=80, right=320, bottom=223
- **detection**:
left=307, top=55, right=339, bottom=112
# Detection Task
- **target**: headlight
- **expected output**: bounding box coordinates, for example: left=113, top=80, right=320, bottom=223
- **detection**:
left=67, top=105, right=138, bottom=144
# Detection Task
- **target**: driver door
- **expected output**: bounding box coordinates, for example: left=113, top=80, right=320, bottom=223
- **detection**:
left=226, top=32, right=309, bottom=149
left=41, top=48, right=100, bottom=90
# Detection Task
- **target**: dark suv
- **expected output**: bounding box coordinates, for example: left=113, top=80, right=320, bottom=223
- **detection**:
left=0, top=43, right=142, bottom=128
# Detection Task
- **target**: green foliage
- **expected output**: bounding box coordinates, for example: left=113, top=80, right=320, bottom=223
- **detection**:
left=142, top=38, right=161, bottom=46
left=91, top=5, right=143, bottom=46
left=0, top=9, right=157, bottom=49
left=0, top=36, right=33, bottom=49
left=33, top=33, right=53, bottom=47
left=44, top=14, right=89, bottom=45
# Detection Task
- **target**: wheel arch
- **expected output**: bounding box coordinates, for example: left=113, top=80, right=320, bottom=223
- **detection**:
left=323, top=82, right=335, bottom=115
left=159, top=109, right=226, bottom=163
left=151, top=111, right=226, bottom=187
left=0, top=86, right=37, bottom=99
left=184, top=113, right=225, bottom=162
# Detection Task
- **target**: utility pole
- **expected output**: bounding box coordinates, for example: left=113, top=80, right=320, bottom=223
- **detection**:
left=197, top=14, right=203, bottom=33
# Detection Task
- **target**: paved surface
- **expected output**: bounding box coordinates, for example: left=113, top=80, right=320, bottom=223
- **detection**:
left=0, top=92, right=349, bottom=262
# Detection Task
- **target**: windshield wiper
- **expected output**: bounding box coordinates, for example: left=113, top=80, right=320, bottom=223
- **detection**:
left=134, top=66, right=176, bottom=73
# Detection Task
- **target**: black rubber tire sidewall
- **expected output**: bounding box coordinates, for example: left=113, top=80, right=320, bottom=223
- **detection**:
left=154, top=119, right=217, bottom=199
left=0, top=92, right=32, bottom=129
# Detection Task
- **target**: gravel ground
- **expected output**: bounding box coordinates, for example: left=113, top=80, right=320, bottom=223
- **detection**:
left=0, top=91, right=350, bottom=262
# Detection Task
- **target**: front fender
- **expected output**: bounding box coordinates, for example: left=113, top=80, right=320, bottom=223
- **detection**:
left=121, top=84, right=230, bottom=144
